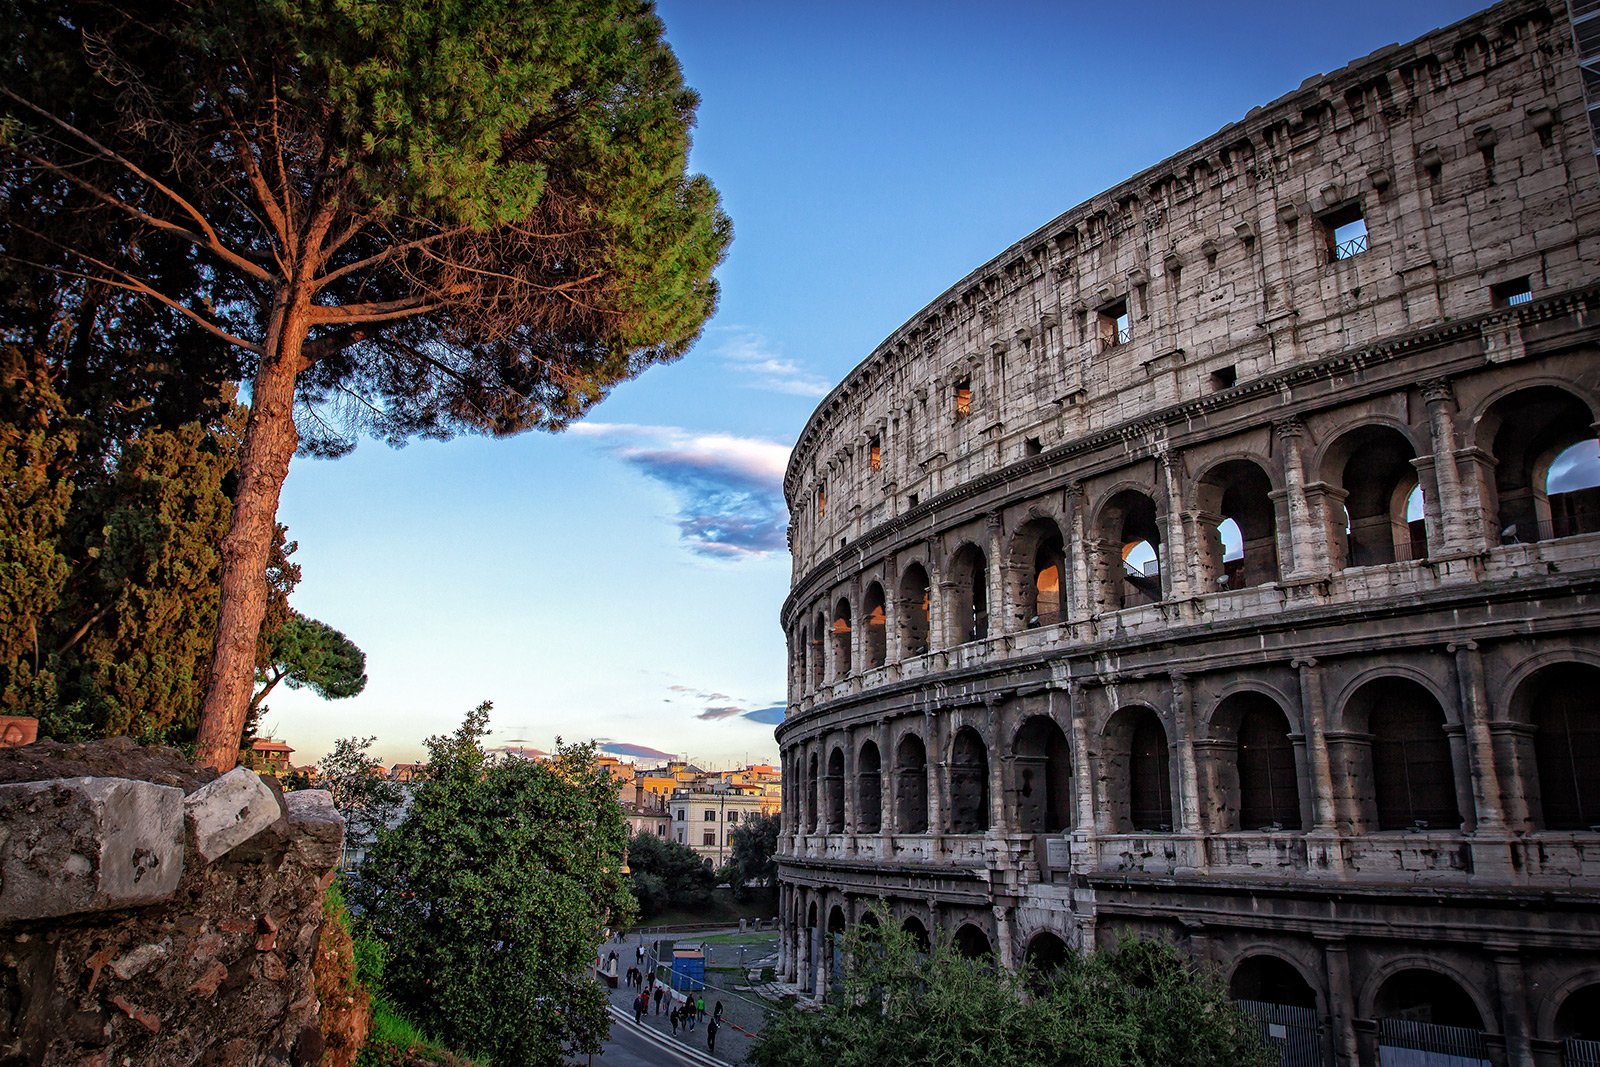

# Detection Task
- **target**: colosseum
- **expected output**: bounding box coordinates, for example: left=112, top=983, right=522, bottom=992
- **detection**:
left=774, top=2, right=1600, bottom=1065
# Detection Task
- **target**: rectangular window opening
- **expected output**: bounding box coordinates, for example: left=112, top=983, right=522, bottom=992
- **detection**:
left=816, top=484, right=826, bottom=517
left=908, top=492, right=919, bottom=508
left=1322, top=203, right=1368, bottom=261
left=1023, top=436, right=1043, bottom=457
left=1100, top=299, right=1131, bottom=347
left=703, top=831, right=715, bottom=846
left=869, top=435, right=882, bottom=471
left=1491, top=276, right=1533, bottom=308
left=953, top=378, right=972, bottom=420
left=1210, top=366, right=1238, bottom=391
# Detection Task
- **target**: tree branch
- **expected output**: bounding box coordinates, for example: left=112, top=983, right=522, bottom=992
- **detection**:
left=2, top=87, right=275, bottom=284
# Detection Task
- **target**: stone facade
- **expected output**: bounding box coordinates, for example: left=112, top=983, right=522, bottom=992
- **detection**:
left=775, top=3, right=1600, bottom=1066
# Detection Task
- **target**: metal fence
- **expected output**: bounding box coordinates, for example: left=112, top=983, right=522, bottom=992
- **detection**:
left=1236, top=999, right=1326, bottom=1067
left=1377, top=1018, right=1490, bottom=1066
left=1568, top=1037, right=1600, bottom=1067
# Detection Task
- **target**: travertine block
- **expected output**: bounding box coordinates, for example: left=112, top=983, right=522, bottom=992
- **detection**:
left=183, top=767, right=282, bottom=863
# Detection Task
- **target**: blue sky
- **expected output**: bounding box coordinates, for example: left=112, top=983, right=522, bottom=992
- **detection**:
left=264, top=0, right=1491, bottom=769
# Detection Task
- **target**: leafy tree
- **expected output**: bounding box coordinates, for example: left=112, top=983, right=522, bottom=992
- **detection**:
left=726, top=812, right=780, bottom=904
left=351, top=704, right=635, bottom=1066
left=252, top=611, right=367, bottom=716
left=2, top=0, right=731, bottom=769
left=626, top=831, right=715, bottom=920
left=750, top=913, right=1274, bottom=1067
left=315, top=735, right=404, bottom=855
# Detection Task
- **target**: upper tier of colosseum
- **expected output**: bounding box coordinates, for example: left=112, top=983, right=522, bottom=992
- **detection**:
left=782, top=0, right=1597, bottom=593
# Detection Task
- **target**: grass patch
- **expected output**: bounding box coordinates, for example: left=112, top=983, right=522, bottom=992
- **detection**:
left=357, top=995, right=484, bottom=1067
left=698, top=931, right=779, bottom=946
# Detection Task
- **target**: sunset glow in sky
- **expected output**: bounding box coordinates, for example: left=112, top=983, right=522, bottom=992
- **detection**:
left=263, top=0, right=1491, bottom=770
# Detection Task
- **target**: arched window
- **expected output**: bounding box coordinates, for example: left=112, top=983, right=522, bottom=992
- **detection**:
left=862, top=582, right=887, bottom=669
left=1008, top=518, right=1066, bottom=629
left=948, top=543, right=989, bottom=643
left=1352, top=679, right=1460, bottom=831
left=953, top=924, right=992, bottom=959
left=1555, top=984, right=1600, bottom=1042
left=901, top=915, right=931, bottom=953
left=895, top=734, right=929, bottom=833
left=1482, top=386, right=1598, bottom=542
left=1229, top=955, right=1317, bottom=1009
left=806, top=751, right=820, bottom=833
left=857, top=741, right=882, bottom=833
left=1099, top=490, right=1163, bottom=609
left=1024, top=932, right=1069, bottom=985
left=1323, top=425, right=1423, bottom=568
left=1373, top=969, right=1483, bottom=1030
left=1106, top=707, right=1172, bottom=832
left=1236, top=699, right=1301, bottom=831
left=831, top=599, right=852, bottom=681
left=897, top=564, right=931, bottom=656
left=1197, top=459, right=1280, bottom=589
left=810, top=611, right=826, bottom=690
left=1519, top=663, right=1600, bottom=829
left=825, top=747, right=845, bottom=833
left=1013, top=715, right=1073, bottom=834
left=949, top=727, right=990, bottom=833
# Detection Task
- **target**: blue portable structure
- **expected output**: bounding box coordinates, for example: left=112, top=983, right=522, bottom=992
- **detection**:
left=671, top=946, right=705, bottom=992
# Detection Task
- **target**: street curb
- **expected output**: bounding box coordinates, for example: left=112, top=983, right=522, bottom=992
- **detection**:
left=608, top=1003, right=730, bottom=1067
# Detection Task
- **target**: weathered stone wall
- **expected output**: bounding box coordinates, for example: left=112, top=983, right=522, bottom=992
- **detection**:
left=776, top=3, right=1600, bottom=1066
left=0, top=739, right=344, bottom=1066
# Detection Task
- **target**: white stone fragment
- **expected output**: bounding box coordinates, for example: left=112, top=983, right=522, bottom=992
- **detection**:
left=0, top=777, right=184, bottom=921
left=183, top=767, right=282, bottom=863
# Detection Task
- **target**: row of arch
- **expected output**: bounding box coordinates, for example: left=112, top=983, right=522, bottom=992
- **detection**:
left=791, top=385, right=1600, bottom=690
left=789, top=661, right=1600, bottom=837
left=788, top=897, right=1600, bottom=1049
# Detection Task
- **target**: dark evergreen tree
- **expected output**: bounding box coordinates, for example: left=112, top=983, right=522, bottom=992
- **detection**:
left=1, top=0, right=731, bottom=768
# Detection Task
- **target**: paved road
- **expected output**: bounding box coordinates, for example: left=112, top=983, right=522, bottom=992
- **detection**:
left=566, top=1018, right=707, bottom=1067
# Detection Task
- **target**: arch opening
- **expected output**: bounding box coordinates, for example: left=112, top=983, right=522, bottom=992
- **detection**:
left=1198, top=459, right=1280, bottom=589
left=825, top=747, right=845, bottom=833
left=863, top=582, right=887, bottom=669
left=1105, top=707, right=1173, bottom=832
left=1325, top=425, right=1423, bottom=568
left=857, top=740, right=883, bottom=834
left=1230, top=955, right=1317, bottom=1009
left=1515, top=663, right=1600, bottom=830
left=1483, top=386, right=1598, bottom=543
left=1373, top=969, right=1484, bottom=1030
left=897, top=564, right=931, bottom=657
left=1101, top=490, right=1163, bottom=608
left=948, top=543, right=989, bottom=643
left=1013, top=715, right=1073, bottom=834
left=953, top=923, right=992, bottom=960
left=1350, top=678, right=1460, bottom=831
left=831, top=599, right=852, bottom=681
left=949, top=726, right=990, bottom=833
left=895, top=734, right=929, bottom=834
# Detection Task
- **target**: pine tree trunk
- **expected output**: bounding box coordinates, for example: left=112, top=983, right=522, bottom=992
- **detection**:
left=194, top=296, right=307, bottom=771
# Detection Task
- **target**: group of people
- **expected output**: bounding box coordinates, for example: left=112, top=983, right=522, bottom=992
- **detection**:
left=617, top=943, right=725, bottom=1056
left=666, top=993, right=723, bottom=1054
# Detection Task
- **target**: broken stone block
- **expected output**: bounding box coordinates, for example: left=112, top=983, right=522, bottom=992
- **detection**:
left=283, top=789, right=344, bottom=872
left=183, top=768, right=282, bottom=863
left=0, top=776, right=184, bottom=921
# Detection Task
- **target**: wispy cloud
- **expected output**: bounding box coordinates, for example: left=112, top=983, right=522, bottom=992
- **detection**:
left=698, top=706, right=746, bottom=721
left=712, top=327, right=831, bottom=398
left=571, top=422, right=791, bottom=559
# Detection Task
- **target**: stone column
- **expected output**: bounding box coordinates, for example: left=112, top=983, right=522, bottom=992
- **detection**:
left=1068, top=680, right=1106, bottom=836
left=1320, top=937, right=1360, bottom=1067
left=925, top=709, right=946, bottom=837
left=1452, top=641, right=1507, bottom=831
left=1295, top=658, right=1341, bottom=834
left=986, top=512, right=1005, bottom=638
left=841, top=729, right=857, bottom=837
left=1170, top=672, right=1204, bottom=837
left=1420, top=379, right=1471, bottom=552
left=1158, top=451, right=1193, bottom=601
left=880, top=718, right=897, bottom=842
left=1490, top=945, right=1535, bottom=1067
left=993, top=905, right=1016, bottom=970
left=1276, top=417, right=1325, bottom=577
left=1066, top=483, right=1095, bottom=619
left=986, top=701, right=1007, bottom=832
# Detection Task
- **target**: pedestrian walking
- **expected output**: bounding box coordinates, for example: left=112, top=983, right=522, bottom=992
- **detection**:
left=670, top=1006, right=680, bottom=1035
left=654, top=986, right=665, bottom=1014
left=707, top=1015, right=719, bottom=1055
left=714, top=1000, right=723, bottom=1021
left=633, top=991, right=646, bottom=1025
left=695, top=993, right=705, bottom=1021
left=686, top=1001, right=696, bottom=1032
